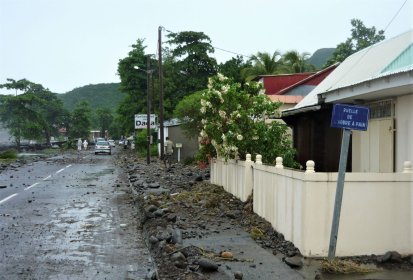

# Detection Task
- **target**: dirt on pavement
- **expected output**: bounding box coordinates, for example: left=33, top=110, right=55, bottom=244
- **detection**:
left=115, top=150, right=413, bottom=280
left=2, top=149, right=412, bottom=279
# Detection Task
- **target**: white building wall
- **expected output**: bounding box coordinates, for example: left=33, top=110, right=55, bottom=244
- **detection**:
left=396, top=94, right=413, bottom=172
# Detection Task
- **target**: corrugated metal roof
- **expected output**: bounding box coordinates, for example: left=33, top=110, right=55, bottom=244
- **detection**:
left=261, top=73, right=313, bottom=95
left=288, top=29, right=413, bottom=111
left=381, top=43, right=413, bottom=74
left=276, top=63, right=338, bottom=95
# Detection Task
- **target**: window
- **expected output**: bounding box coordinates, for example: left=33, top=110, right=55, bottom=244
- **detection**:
left=368, top=100, right=393, bottom=119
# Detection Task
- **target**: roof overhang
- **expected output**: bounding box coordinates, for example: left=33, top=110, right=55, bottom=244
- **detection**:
left=321, top=69, right=413, bottom=103
left=282, top=105, right=322, bottom=117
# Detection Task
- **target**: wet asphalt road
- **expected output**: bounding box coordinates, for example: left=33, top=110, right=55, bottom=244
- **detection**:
left=0, top=148, right=154, bottom=279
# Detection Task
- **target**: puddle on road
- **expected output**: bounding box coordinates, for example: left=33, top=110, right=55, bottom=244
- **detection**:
left=18, top=153, right=44, bottom=157
left=81, top=168, right=115, bottom=182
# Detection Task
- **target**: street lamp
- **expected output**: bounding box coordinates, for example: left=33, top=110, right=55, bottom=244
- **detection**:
left=134, top=57, right=155, bottom=165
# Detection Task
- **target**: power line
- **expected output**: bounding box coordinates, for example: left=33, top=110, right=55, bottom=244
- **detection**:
left=383, top=0, right=409, bottom=32
left=160, top=26, right=253, bottom=60
left=325, top=0, right=409, bottom=91
left=213, top=47, right=252, bottom=59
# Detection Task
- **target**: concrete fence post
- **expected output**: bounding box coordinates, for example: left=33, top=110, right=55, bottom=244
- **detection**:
left=244, top=154, right=253, bottom=201
left=403, top=161, right=412, bottom=173
left=275, top=157, right=283, bottom=169
left=305, top=160, right=315, bottom=173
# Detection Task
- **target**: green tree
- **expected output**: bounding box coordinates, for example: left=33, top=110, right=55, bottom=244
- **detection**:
left=165, top=31, right=217, bottom=115
left=325, top=19, right=385, bottom=67
left=0, top=94, right=43, bottom=150
left=241, top=51, right=284, bottom=81
left=95, top=108, right=113, bottom=137
left=0, top=78, right=32, bottom=95
left=116, top=95, right=138, bottom=137
left=218, top=55, right=252, bottom=84
left=117, top=39, right=150, bottom=135
left=32, top=89, right=68, bottom=146
left=69, top=101, right=92, bottom=139
left=198, top=74, right=298, bottom=167
left=174, top=90, right=205, bottom=138
left=282, top=50, right=315, bottom=73
left=108, top=116, right=122, bottom=140
left=0, top=79, right=68, bottom=148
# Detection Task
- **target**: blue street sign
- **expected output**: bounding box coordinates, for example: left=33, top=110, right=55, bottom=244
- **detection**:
left=331, top=104, right=369, bottom=131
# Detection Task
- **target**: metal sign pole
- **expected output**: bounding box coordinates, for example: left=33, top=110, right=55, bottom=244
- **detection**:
left=328, top=128, right=351, bottom=259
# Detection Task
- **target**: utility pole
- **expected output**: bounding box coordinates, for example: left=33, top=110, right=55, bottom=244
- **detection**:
left=146, top=56, right=151, bottom=165
left=158, top=26, right=165, bottom=159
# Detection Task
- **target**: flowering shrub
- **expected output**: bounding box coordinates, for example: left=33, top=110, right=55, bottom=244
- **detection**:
left=199, top=73, right=298, bottom=167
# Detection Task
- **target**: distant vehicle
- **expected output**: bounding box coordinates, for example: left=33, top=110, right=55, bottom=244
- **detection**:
left=95, top=137, right=105, bottom=144
left=95, top=140, right=111, bottom=155
left=118, top=139, right=124, bottom=145
left=108, top=140, right=115, bottom=147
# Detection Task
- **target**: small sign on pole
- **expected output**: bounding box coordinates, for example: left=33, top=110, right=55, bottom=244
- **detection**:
left=135, top=114, right=157, bottom=129
left=328, top=104, right=369, bottom=259
left=331, top=104, right=369, bottom=131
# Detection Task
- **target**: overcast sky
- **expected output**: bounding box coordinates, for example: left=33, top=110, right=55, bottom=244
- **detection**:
left=1, top=0, right=412, bottom=94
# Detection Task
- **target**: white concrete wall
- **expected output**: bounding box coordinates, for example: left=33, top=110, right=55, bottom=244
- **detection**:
left=210, top=157, right=413, bottom=257
left=210, top=157, right=252, bottom=202
left=396, top=94, right=413, bottom=172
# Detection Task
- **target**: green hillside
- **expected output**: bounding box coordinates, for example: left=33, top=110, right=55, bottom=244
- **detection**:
left=58, top=83, right=126, bottom=112
left=308, top=48, right=335, bottom=69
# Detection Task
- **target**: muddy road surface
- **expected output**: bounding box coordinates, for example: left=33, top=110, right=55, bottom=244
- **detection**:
left=0, top=148, right=155, bottom=279
left=1, top=147, right=412, bottom=280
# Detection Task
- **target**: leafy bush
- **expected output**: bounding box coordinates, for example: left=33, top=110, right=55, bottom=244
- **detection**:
left=183, top=156, right=195, bottom=165
left=61, top=139, right=76, bottom=150
left=198, top=73, right=298, bottom=168
left=0, top=149, right=17, bottom=159
left=135, top=129, right=158, bottom=157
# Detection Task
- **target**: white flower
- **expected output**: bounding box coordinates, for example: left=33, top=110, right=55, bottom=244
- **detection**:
left=252, top=136, right=259, bottom=140
left=217, top=73, right=227, bottom=82
left=207, top=78, right=213, bottom=89
left=219, top=110, right=226, bottom=118
left=221, top=85, right=229, bottom=93
left=231, top=145, right=238, bottom=151
left=237, top=134, right=243, bottom=141
left=206, top=101, right=212, bottom=108
left=221, top=134, right=226, bottom=142
left=201, top=119, right=207, bottom=124
left=200, top=107, right=206, bottom=114
left=258, top=89, right=265, bottom=95
left=201, top=99, right=206, bottom=106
